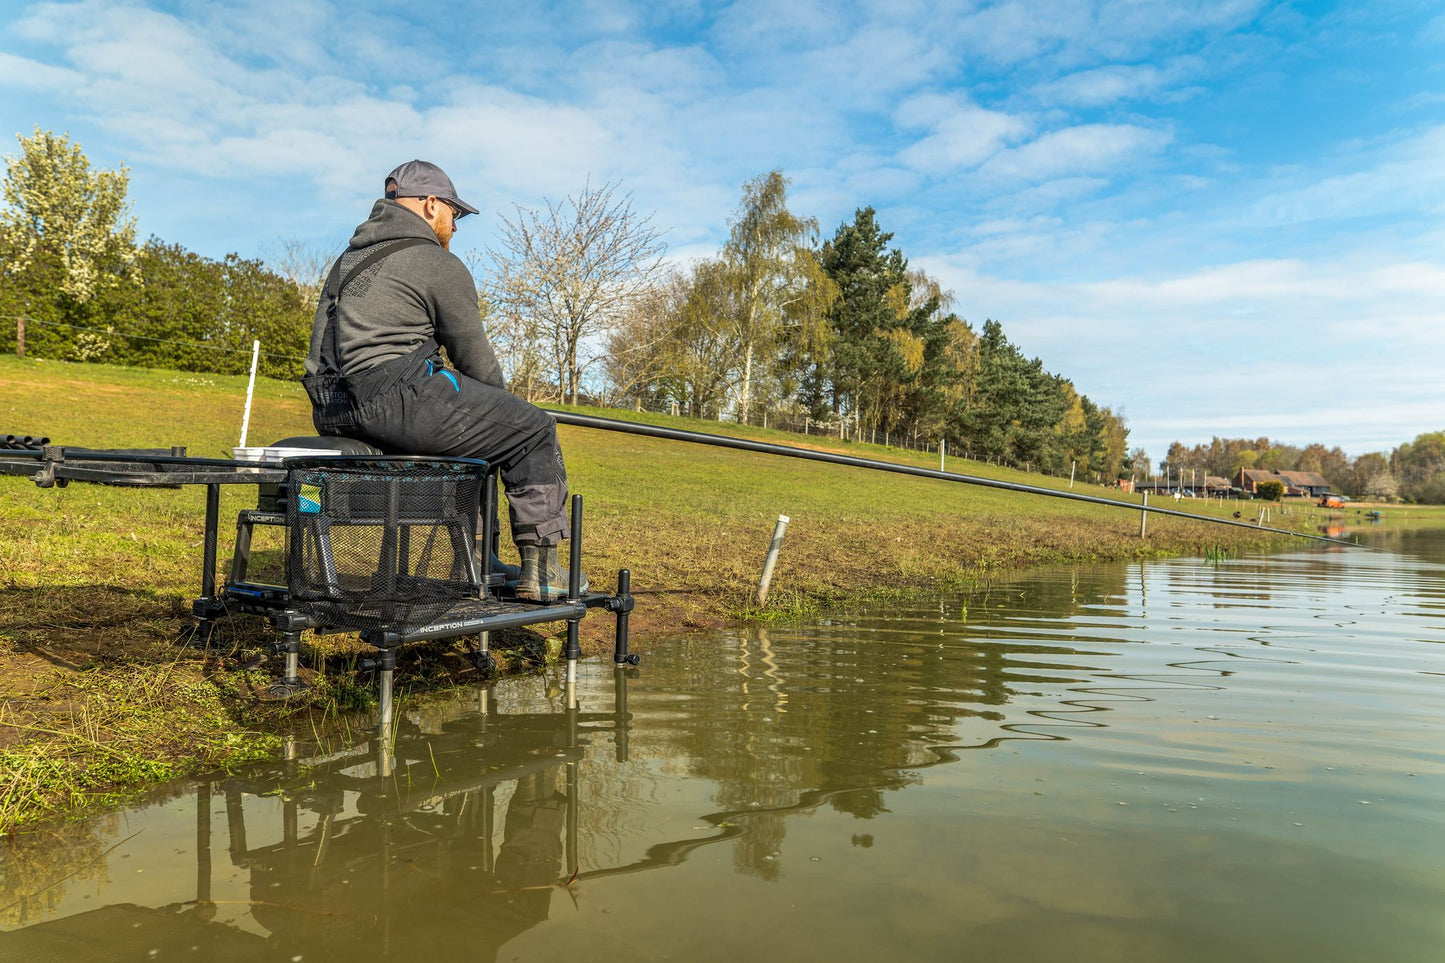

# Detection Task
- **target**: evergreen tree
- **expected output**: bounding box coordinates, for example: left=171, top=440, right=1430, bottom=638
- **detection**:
left=818, top=207, right=909, bottom=426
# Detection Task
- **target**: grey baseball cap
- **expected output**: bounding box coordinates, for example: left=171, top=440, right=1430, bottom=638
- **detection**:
left=384, top=159, right=479, bottom=217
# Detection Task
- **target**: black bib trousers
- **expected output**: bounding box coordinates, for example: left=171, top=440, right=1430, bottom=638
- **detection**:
left=313, top=343, right=569, bottom=547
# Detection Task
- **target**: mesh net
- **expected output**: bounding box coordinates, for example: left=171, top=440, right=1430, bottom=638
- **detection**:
left=285, top=457, right=486, bottom=633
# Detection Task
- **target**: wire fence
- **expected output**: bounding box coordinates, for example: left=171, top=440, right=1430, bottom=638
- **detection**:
left=1, top=315, right=307, bottom=362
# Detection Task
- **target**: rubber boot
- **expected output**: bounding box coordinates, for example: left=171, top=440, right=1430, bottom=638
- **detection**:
left=474, top=543, right=521, bottom=586
left=516, top=544, right=588, bottom=602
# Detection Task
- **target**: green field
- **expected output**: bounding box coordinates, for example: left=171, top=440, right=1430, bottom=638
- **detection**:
left=0, top=354, right=1328, bottom=831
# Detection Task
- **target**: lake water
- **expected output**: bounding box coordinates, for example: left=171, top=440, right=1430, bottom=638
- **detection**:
left=3, top=531, right=1444, bottom=961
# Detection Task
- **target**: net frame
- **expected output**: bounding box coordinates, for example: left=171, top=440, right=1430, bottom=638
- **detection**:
left=283, top=455, right=489, bottom=633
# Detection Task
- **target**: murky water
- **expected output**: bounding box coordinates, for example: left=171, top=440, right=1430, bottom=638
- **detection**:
left=4, top=533, right=1445, bottom=961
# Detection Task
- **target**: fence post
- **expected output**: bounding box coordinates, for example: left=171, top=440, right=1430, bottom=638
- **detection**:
left=238, top=340, right=261, bottom=447
left=1139, top=491, right=1149, bottom=537
left=940, top=437, right=946, bottom=472
left=15, top=316, right=24, bottom=358
left=1069, top=460, right=1076, bottom=489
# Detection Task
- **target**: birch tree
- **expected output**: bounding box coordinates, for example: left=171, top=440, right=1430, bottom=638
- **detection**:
left=720, top=170, right=836, bottom=423
left=489, top=181, right=664, bottom=405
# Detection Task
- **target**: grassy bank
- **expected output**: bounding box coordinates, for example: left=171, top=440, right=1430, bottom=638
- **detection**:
left=1, top=355, right=1307, bottom=831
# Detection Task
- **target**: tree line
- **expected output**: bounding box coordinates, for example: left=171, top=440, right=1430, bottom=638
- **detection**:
left=0, top=128, right=313, bottom=380
left=10, top=126, right=1437, bottom=500
left=493, top=170, right=1130, bottom=481
left=1159, top=433, right=1445, bottom=503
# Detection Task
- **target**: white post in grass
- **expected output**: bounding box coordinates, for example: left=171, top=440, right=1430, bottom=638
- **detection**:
left=756, top=515, right=791, bottom=606
left=238, top=340, right=261, bottom=447
left=940, top=437, right=946, bottom=472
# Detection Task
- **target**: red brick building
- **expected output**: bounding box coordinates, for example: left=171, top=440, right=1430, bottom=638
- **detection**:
left=1233, top=468, right=1330, bottom=497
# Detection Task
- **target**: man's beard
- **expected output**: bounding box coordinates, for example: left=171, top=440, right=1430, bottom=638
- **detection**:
left=432, top=219, right=453, bottom=250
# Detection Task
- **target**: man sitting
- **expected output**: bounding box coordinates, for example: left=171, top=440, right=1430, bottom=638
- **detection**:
left=302, top=159, right=583, bottom=600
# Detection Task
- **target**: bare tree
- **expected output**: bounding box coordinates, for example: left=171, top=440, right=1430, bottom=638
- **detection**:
left=458, top=248, right=546, bottom=400
left=489, top=181, right=665, bottom=405
left=266, top=238, right=336, bottom=305
left=602, top=268, right=691, bottom=408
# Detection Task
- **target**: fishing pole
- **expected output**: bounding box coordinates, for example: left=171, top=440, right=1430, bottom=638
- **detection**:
left=546, top=409, right=1374, bottom=551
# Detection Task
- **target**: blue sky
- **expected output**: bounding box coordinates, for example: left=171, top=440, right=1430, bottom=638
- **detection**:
left=1, top=0, right=1442, bottom=464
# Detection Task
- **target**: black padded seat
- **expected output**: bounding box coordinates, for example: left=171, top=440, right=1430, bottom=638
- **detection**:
left=270, top=435, right=383, bottom=456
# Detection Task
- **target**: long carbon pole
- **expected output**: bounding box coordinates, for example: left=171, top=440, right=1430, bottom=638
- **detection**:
left=546, top=409, right=1370, bottom=550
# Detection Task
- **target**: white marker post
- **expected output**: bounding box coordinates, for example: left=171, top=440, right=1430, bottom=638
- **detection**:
left=756, top=515, right=791, bottom=606
left=238, top=340, right=261, bottom=447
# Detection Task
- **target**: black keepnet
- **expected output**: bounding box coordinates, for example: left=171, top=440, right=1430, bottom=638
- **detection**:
left=284, top=456, right=487, bottom=632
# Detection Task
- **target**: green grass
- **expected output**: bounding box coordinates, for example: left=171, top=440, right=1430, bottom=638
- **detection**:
left=0, top=353, right=1340, bottom=830
left=0, top=661, right=282, bottom=834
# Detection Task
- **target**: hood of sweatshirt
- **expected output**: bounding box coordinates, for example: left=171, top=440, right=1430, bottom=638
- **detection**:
left=348, top=198, right=441, bottom=249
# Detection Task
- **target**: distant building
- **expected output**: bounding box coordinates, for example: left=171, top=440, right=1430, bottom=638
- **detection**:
left=1203, top=475, right=1232, bottom=494
left=1233, top=468, right=1330, bottom=497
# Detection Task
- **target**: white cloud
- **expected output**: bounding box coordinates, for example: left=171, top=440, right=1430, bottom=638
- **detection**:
left=916, top=252, right=1445, bottom=456
left=793, top=25, right=951, bottom=106
left=1031, top=60, right=1207, bottom=106
left=948, top=0, right=1265, bottom=66
left=977, top=123, right=1170, bottom=182
left=1252, top=125, right=1445, bottom=226
left=0, top=51, right=82, bottom=91
left=895, top=92, right=1030, bottom=173
left=566, top=40, right=725, bottom=99
left=710, top=0, right=845, bottom=53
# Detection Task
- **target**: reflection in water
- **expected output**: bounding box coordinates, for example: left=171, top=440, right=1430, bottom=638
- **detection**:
left=1, top=678, right=636, bottom=961
left=4, top=534, right=1445, bottom=961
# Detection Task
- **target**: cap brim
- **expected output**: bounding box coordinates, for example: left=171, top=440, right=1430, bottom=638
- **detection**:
left=453, top=198, right=480, bottom=217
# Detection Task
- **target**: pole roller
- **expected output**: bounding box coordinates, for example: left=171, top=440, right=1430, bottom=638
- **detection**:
left=546, top=409, right=1368, bottom=550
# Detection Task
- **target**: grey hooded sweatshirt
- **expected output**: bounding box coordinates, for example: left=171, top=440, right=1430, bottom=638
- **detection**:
left=305, top=199, right=504, bottom=388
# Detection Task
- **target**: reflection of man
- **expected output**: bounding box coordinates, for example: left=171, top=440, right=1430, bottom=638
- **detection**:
left=496, top=771, right=568, bottom=917
left=303, top=160, right=583, bottom=599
